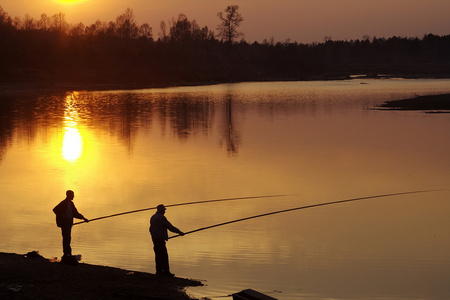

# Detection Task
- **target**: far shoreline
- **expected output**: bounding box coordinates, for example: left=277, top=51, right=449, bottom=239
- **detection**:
left=1, top=76, right=449, bottom=112
left=1, top=74, right=449, bottom=94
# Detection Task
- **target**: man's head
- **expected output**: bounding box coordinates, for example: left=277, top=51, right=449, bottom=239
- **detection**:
left=157, top=204, right=166, bottom=213
left=66, top=190, right=75, bottom=200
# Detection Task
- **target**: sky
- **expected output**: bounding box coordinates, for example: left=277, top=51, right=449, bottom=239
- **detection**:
left=2, top=0, right=450, bottom=43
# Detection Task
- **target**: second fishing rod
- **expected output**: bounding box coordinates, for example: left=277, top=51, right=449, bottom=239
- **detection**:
left=168, top=189, right=447, bottom=239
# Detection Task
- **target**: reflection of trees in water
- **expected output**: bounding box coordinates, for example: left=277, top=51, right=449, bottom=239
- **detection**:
left=157, top=94, right=215, bottom=141
left=220, top=93, right=240, bottom=156
left=87, top=92, right=216, bottom=149
left=0, top=91, right=66, bottom=162
left=0, top=87, right=325, bottom=160
left=0, top=91, right=219, bottom=158
left=0, top=98, right=14, bottom=162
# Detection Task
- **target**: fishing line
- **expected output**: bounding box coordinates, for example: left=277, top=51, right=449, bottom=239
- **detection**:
left=73, top=194, right=300, bottom=225
left=168, top=189, right=448, bottom=239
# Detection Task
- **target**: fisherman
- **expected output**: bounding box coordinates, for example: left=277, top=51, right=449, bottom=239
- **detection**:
left=53, top=190, right=89, bottom=262
left=150, top=204, right=184, bottom=277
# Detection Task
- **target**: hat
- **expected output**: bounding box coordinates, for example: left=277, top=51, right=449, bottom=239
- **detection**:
left=157, top=204, right=166, bottom=212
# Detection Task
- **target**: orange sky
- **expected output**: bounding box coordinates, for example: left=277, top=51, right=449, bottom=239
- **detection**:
left=3, top=0, right=450, bottom=43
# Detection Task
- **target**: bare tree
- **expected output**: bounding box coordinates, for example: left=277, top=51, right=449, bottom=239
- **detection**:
left=115, top=7, right=138, bottom=39
left=37, top=14, right=50, bottom=30
left=158, top=20, right=168, bottom=41
left=139, top=23, right=152, bottom=39
left=70, top=22, right=85, bottom=36
left=22, top=14, right=36, bottom=30
left=169, top=14, right=192, bottom=42
left=0, top=5, right=13, bottom=27
left=50, top=12, right=68, bottom=33
left=217, top=5, right=244, bottom=49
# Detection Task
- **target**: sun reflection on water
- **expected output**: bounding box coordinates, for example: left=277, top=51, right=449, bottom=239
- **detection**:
left=62, top=92, right=83, bottom=162
left=63, top=127, right=82, bottom=161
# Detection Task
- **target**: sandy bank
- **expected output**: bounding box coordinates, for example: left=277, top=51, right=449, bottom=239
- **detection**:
left=0, top=252, right=202, bottom=300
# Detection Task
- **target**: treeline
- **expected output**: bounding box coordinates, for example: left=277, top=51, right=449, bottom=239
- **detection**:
left=1, top=6, right=449, bottom=87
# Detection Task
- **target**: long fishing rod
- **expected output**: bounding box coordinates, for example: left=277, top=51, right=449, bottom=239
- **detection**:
left=73, top=193, right=300, bottom=225
left=168, top=189, right=447, bottom=239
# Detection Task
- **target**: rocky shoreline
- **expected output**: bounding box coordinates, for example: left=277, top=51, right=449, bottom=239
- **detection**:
left=0, top=252, right=202, bottom=300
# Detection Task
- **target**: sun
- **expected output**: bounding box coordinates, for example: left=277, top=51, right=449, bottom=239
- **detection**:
left=54, top=0, right=88, bottom=4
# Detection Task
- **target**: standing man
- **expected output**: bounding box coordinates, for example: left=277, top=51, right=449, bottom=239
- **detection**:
left=150, top=204, right=184, bottom=277
left=53, top=190, right=89, bottom=261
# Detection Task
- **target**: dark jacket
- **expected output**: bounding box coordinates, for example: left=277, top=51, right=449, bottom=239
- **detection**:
left=150, top=212, right=182, bottom=241
left=53, top=199, right=85, bottom=228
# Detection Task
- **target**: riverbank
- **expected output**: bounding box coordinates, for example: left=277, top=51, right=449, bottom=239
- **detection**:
left=0, top=252, right=202, bottom=300
left=2, top=78, right=449, bottom=113
left=377, top=93, right=450, bottom=112
left=1, top=74, right=449, bottom=94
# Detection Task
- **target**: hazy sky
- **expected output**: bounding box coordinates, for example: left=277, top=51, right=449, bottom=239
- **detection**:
left=2, top=0, right=450, bottom=43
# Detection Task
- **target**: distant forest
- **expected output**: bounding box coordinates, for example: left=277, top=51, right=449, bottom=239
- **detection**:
left=1, top=6, right=449, bottom=87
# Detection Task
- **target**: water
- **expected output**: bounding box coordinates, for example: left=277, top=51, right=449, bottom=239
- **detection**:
left=1, top=79, right=450, bottom=299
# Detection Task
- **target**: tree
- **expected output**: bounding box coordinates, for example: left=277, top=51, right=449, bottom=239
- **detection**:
left=158, top=20, right=168, bottom=41
left=70, top=22, right=85, bottom=36
left=169, top=14, right=192, bottom=42
left=0, top=5, right=13, bottom=28
left=139, top=23, right=152, bottom=39
left=217, top=5, right=244, bottom=49
left=115, top=8, right=138, bottom=39
left=22, top=14, right=36, bottom=30
left=37, top=14, right=50, bottom=30
left=50, top=12, right=68, bottom=33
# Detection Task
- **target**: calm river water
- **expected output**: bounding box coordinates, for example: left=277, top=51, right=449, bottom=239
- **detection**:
left=1, top=79, right=450, bottom=299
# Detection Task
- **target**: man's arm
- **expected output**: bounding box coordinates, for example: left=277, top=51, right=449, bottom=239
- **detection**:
left=164, top=218, right=184, bottom=235
left=72, top=203, right=89, bottom=222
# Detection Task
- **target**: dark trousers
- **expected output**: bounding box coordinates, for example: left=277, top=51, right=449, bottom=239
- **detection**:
left=152, top=238, right=170, bottom=273
left=61, top=226, right=72, bottom=256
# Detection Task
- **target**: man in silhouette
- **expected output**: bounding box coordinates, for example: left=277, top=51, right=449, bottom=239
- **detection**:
left=150, top=204, right=184, bottom=277
left=53, top=190, right=89, bottom=261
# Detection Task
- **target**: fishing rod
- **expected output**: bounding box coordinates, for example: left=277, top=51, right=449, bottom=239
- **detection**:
left=168, top=189, right=447, bottom=239
left=73, top=193, right=300, bottom=225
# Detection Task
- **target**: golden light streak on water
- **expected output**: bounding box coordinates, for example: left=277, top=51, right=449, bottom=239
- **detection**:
left=62, top=92, right=83, bottom=162
left=62, top=127, right=82, bottom=162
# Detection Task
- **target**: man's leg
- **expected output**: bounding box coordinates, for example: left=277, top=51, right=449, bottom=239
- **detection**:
left=61, top=226, right=72, bottom=257
left=160, top=240, right=170, bottom=273
left=153, top=239, right=170, bottom=274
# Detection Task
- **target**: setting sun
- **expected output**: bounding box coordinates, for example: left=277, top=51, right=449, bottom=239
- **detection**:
left=53, top=0, right=88, bottom=5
